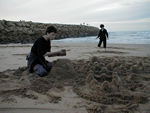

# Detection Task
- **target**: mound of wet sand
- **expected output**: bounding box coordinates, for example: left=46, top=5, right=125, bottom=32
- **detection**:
left=0, top=59, right=79, bottom=104
left=0, top=56, right=150, bottom=112
left=73, top=56, right=150, bottom=113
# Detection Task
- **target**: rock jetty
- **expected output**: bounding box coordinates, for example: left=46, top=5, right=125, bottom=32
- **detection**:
left=0, top=20, right=99, bottom=44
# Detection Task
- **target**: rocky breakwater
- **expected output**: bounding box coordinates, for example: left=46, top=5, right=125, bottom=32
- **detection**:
left=0, top=20, right=99, bottom=44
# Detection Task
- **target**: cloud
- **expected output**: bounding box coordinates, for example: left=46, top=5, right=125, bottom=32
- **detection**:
left=0, top=0, right=150, bottom=31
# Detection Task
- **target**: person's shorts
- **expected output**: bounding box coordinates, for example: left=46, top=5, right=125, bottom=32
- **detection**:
left=33, top=62, right=53, bottom=77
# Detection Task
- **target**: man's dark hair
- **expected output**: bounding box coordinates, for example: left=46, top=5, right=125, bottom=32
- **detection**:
left=100, top=24, right=104, bottom=28
left=45, top=26, right=57, bottom=34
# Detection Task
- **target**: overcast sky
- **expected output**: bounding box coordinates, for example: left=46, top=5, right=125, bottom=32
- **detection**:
left=0, top=0, right=150, bottom=31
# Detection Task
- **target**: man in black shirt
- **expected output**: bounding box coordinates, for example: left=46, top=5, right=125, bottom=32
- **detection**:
left=97, top=24, right=109, bottom=50
left=27, top=26, right=66, bottom=77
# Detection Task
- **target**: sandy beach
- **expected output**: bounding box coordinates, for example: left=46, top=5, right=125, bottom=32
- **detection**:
left=0, top=42, right=150, bottom=72
left=0, top=42, right=150, bottom=113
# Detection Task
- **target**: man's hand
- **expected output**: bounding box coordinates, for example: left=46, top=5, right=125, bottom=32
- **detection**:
left=57, top=49, right=66, bottom=56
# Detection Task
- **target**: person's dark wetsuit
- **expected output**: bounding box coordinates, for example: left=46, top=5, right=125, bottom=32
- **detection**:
left=97, top=29, right=108, bottom=48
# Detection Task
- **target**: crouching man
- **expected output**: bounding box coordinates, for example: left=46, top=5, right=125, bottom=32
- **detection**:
left=26, top=26, right=66, bottom=77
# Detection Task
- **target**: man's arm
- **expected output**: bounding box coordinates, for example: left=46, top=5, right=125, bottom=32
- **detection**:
left=96, top=30, right=101, bottom=39
left=36, top=43, right=50, bottom=71
left=105, top=29, right=109, bottom=39
left=44, top=49, right=66, bottom=57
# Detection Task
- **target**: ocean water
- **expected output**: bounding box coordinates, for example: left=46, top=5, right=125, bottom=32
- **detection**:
left=53, top=31, right=150, bottom=44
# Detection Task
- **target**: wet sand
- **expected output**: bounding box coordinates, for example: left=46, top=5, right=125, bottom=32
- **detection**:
left=0, top=42, right=150, bottom=113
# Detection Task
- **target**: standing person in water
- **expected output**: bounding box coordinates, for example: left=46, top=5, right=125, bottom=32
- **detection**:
left=97, top=24, right=109, bottom=51
left=26, top=26, right=66, bottom=77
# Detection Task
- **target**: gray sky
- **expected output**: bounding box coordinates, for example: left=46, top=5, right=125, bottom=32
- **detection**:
left=0, top=0, right=150, bottom=31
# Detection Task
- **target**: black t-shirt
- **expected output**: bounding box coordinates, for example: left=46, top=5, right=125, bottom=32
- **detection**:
left=98, top=29, right=108, bottom=39
left=31, top=36, right=51, bottom=66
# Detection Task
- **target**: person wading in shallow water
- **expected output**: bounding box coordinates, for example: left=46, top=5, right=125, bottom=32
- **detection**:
left=26, top=26, right=66, bottom=77
left=97, top=24, right=109, bottom=51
